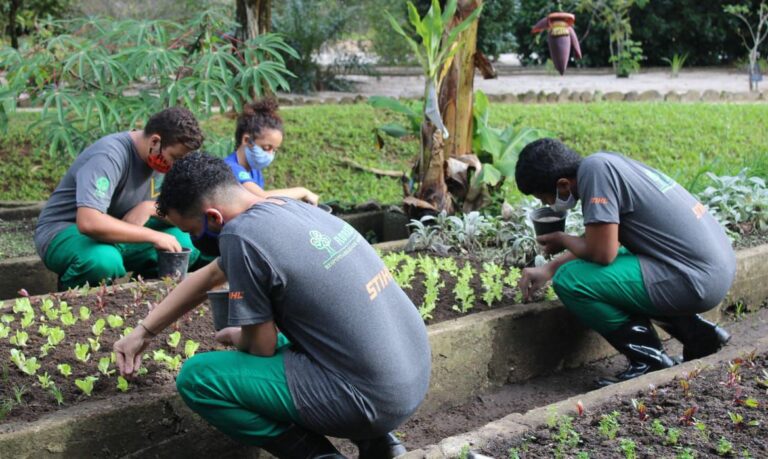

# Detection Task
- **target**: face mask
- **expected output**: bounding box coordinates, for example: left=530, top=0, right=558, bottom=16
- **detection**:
left=192, top=215, right=221, bottom=257
left=245, top=143, right=275, bottom=171
left=551, top=186, right=577, bottom=212
left=147, top=149, right=171, bottom=173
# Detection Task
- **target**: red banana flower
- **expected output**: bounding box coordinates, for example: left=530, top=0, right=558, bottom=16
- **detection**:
left=532, top=12, right=582, bottom=75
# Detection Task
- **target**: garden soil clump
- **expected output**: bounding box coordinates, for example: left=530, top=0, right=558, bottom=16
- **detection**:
left=484, top=351, right=768, bottom=458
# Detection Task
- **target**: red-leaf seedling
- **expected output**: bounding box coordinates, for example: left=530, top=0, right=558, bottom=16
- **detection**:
left=631, top=399, right=649, bottom=422
left=576, top=400, right=584, bottom=416
left=679, top=405, right=698, bottom=426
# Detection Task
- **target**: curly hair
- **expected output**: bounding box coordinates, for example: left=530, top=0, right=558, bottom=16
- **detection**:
left=515, top=138, right=583, bottom=195
left=144, top=107, right=204, bottom=151
left=234, top=98, right=283, bottom=147
left=156, top=152, right=238, bottom=218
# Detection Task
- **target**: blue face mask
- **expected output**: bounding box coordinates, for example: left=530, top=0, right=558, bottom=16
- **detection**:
left=191, top=215, right=221, bottom=257
left=245, top=143, right=275, bottom=171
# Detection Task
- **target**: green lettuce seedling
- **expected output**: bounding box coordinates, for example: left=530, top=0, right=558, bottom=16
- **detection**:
left=38, top=343, right=54, bottom=358
left=480, top=262, right=504, bottom=306
left=49, top=384, right=64, bottom=405
left=452, top=264, right=476, bottom=314
left=165, top=355, right=183, bottom=372
left=74, top=342, right=91, bottom=362
left=20, top=312, right=34, bottom=329
left=1, top=314, right=14, bottom=324
left=57, top=363, right=72, bottom=377
left=153, top=349, right=170, bottom=362
left=0, top=323, right=9, bottom=339
left=44, top=307, right=59, bottom=321
left=58, top=301, right=72, bottom=315
left=92, top=318, right=106, bottom=337
left=47, top=327, right=65, bottom=346
left=10, top=349, right=40, bottom=375
left=87, top=337, right=101, bottom=352
left=37, top=372, right=54, bottom=389
left=75, top=376, right=98, bottom=396
left=121, top=327, right=134, bottom=339
left=167, top=331, right=182, bottom=348
left=38, top=324, right=52, bottom=337
left=106, top=314, right=124, bottom=329
left=97, top=357, right=114, bottom=376
left=136, top=367, right=148, bottom=376
left=13, top=297, right=33, bottom=315
left=10, top=330, right=29, bottom=347
left=184, top=339, right=200, bottom=358
left=40, top=298, right=54, bottom=314
left=60, top=312, right=77, bottom=327
left=116, top=376, right=129, bottom=392
left=79, top=306, right=91, bottom=321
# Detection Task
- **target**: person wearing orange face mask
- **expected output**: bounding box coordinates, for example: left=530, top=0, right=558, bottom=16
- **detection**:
left=34, top=107, right=206, bottom=289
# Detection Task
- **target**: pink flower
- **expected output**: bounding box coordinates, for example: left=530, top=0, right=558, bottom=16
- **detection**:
left=531, top=12, right=583, bottom=75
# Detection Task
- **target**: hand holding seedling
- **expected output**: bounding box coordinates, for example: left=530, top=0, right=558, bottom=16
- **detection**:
left=517, top=266, right=554, bottom=302
left=152, top=231, right=183, bottom=253
left=536, top=232, right=567, bottom=256
left=114, top=325, right=153, bottom=378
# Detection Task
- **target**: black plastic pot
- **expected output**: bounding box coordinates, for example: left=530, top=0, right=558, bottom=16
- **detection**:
left=318, top=203, right=333, bottom=213
left=530, top=207, right=567, bottom=236
left=207, top=289, right=229, bottom=331
left=156, top=248, right=191, bottom=280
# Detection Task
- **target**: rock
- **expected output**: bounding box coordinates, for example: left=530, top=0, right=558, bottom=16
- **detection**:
left=339, top=97, right=355, bottom=105
left=546, top=92, right=559, bottom=103
left=624, top=91, right=639, bottom=102
left=537, top=91, right=548, bottom=103
left=502, top=93, right=518, bottom=103
left=557, top=89, right=571, bottom=103
left=603, top=91, right=624, bottom=102
left=520, top=90, right=538, bottom=103
left=487, top=93, right=504, bottom=102
left=638, top=90, right=663, bottom=102
left=354, top=94, right=366, bottom=103
left=568, top=91, right=581, bottom=102
left=592, top=91, right=604, bottom=102
left=730, top=92, right=760, bottom=102
left=665, top=92, right=682, bottom=102
left=681, top=90, right=700, bottom=102
left=701, top=90, right=721, bottom=102
left=579, top=91, right=593, bottom=103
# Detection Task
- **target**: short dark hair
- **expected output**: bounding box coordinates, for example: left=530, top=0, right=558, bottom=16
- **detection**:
left=156, top=152, right=238, bottom=218
left=515, top=138, right=582, bottom=195
left=144, top=107, right=204, bottom=151
left=235, top=98, right=283, bottom=147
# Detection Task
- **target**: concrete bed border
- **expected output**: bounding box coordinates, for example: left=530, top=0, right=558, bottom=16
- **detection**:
left=0, top=244, right=767, bottom=457
left=408, top=335, right=768, bottom=459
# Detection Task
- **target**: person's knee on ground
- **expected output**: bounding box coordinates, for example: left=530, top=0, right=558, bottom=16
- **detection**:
left=59, top=244, right=126, bottom=289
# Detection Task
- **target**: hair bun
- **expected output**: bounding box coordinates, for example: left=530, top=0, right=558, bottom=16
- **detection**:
left=244, top=98, right=279, bottom=117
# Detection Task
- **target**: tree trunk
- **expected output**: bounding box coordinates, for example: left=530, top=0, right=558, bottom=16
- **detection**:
left=235, top=0, right=271, bottom=41
left=410, top=0, right=481, bottom=217
left=8, top=0, right=21, bottom=49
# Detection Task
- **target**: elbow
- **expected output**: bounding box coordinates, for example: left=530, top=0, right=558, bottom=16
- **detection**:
left=591, top=252, right=617, bottom=266
left=76, top=218, right=96, bottom=236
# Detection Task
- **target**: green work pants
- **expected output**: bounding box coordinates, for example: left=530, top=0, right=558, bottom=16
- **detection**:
left=44, top=217, right=204, bottom=289
left=176, top=334, right=303, bottom=446
left=552, top=248, right=662, bottom=334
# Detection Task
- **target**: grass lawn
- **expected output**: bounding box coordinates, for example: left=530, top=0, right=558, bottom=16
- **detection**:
left=1, top=102, right=766, bottom=204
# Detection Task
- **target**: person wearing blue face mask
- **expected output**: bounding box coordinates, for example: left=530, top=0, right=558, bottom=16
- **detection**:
left=514, top=138, right=734, bottom=387
left=224, top=99, right=320, bottom=205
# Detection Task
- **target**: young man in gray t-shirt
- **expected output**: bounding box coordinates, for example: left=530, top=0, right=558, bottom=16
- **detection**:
left=34, top=107, right=205, bottom=289
left=113, top=153, right=431, bottom=458
left=515, top=139, right=734, bottom=386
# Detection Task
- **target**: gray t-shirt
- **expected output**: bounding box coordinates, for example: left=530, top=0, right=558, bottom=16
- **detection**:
left=34, top=132, right=161, bottom=258
left=578, top=152, right=736, bottom=312
left=217, top=200, right=431, bottom=438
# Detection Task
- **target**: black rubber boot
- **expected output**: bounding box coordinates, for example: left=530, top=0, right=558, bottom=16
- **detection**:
left=596, top=318, right=676, bottom=387
left=260, top=424, right=345, bottom=459
left=652, top=314, right=731, bottom=361
left=353, top=432, right=407, bottom=459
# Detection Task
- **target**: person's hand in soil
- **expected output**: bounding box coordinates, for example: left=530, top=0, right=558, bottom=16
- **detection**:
left=215, top=327, right=242, bottom=346
left=518, top=266, right=554, bottom=302
left=122, top=200, right=159, bottom=227
left=536, top=231, right=567, bottom=255
left=114, top=325, right=153, bottom=378
left=152, top=231, right=182, bottom=252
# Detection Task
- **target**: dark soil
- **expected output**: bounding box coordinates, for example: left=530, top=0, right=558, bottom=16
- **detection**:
left=480, top=313, right=768, bottom=458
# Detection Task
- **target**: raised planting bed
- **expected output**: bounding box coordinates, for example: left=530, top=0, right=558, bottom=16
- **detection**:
left=0, top=244, right=767, bottom=458
left=411, top=335, right=768, bottom=459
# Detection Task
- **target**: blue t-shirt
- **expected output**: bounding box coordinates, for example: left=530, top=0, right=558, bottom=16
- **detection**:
left=224, top=152, right=264, bottom=188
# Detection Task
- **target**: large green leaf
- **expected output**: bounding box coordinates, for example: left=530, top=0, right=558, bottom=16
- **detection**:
left=476, top=163, right=503, bottom=187
left=377, top=123, right=413, bottom=138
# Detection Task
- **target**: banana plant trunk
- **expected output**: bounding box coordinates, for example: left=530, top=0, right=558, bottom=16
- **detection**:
left=236, top=0, right=272, bottom=40
left=413, top=0, right=481, bottom=217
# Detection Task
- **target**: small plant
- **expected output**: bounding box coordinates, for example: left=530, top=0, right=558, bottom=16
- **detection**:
left=91, top=319, right=106, bottom=337
left=87, top=337, right=101, bottom=352
left=728, top=411, right=759, bottom=430
left=552, top=413, right=580, bottom=458
left=106, top=314, right=124, bottom=329
left=458, top=444, right=470, bottom=459
left=677, top=448, right=696, bottom=459
left=10, top=330, right=29, bottom=347
left=694, top=421, right=709, bottom=441
left=20, top=312, right=34, bottom=328
left=13, top=385, right=28, bottom=404
left=116, top=376, right=130, bottom=392
left=619, top=438, right=637, bottom=459
left=665, top=427, right=681, bottom=446
left=184, top=340, right=200, bottom=359
left=0, top=323, right=9, bottom=339
left=452, top=264, right=476, bottom=314
left=60, top=312, right=77, bottom=327
left=37, top=372, right=54, bottom=389
left=10, top=349, right=40, bottom=375
left=598, top=411, right=621, bottom=440
left=167, top=331, right=182, bottom=348
left=631, top=399, right=649, bottom=421
left=47, top=327, right=65, bottom=346
left=651, top=419, right=666, bottom=438
left=74, top=342, right=91, bottom=363
left=418, top=257, right=444, bottom=320
left=679, top=378, right=692, bottom=398
left=57, top=363, right=72, bottom=377
left=662, top=53, right=688, bottom=77
left=97, top=357, right=114, bottom=376
left=79, top=306, right=92, bottom=321
left=680, top=405, right=698, bottom=426
left=49, top=385, right=64, bottom=405
left=717, top=436, right=734, bottom=456
left=480, top=262, right=504, bottom=306
left=75, top=376, right=99, bottom=396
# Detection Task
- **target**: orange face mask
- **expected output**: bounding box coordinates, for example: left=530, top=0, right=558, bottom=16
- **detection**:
left=147, top=150, right=171, bottom=173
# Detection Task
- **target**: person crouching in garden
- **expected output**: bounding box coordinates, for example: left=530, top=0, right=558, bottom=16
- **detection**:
left=114, top=153, right=430, bottom=458
left=515, top=138, right=734, bottom=386
left=34, top=107, right=206, bottom=289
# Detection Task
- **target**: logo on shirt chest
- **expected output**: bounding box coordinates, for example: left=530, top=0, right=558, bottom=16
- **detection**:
left=309, top=223, right=361, bottom=269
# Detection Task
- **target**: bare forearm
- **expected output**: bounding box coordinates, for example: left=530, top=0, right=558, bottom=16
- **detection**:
left=78, top=208, right=160, bottom=244
left=561, top=234, right=592, bottom=261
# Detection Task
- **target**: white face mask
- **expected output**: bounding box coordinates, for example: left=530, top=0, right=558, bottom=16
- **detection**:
left=551, top=186, right=577, bottom=212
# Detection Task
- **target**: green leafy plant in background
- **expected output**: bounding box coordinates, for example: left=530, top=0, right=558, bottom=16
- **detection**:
left=662, top=52, right=688, bottom=78
left=697, top=169, right=768, bottom=238
left=0, top=6, right=297, bottom=157
left=724, top=2, right=768, bottom=92
left=610, top=38, right=645, bottom=77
